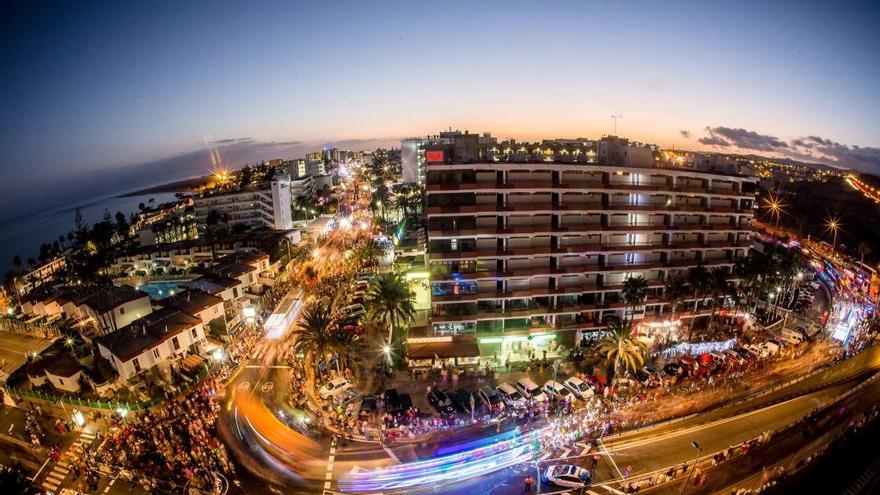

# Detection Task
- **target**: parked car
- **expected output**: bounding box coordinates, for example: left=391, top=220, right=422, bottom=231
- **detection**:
left=724, top=349, right=746, bottom=366
left=383, top=388, right=412, bottom=416
left=427, top=389, right=456, bottom=417
left=497, top=383, right=528, bottom=409
left=663, top=362, right=683, bottom=377
left=478, top=386, right=504, bottom=413
left=341, top=304, right=365, bottom=317
left=542, top=464, right=592, bottom=489
left=744, top=344, right=764, bottom=359
left=780, top=329, right=804, bottom=346
left=760, top=341, right=780, bottom=356
left=450, top=388, right=475, bottom=414
left=542, top=380, right=572, bottom=401
left=319, top=378, right=353, bottom=400
left=516, top=377, right=548, bottom=403
left=563, top=377, right=594, bottom=400
left=709, top=351, right=728, bottom=367
left=359, top=394, right=378, bottom=415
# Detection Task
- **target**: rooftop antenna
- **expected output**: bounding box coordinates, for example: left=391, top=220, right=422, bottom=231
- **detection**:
left=611, top=115, right=623, bottom=137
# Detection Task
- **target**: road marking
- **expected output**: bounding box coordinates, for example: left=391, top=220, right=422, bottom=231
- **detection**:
left=539, top=452, right=552, bottom=461
left=598, top=438, right=624, bottom=479
left=559, top=448, right=571, bottom=459
left=608, top=391, right=833, bottom=452
left=578, top=442, right=592, bottom=457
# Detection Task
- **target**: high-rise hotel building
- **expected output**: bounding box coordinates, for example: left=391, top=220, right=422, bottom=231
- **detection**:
left=424, top=133, right=757, bottom=352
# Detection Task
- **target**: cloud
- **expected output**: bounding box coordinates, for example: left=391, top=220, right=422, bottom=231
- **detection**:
left=679, top=130, right=691, bottom=139
left=790, top=137, right=880, bottom=173
left=697, top=125, right=880, bottom=174
left=211, top=137, right=254, bottom=144
left=699, top=126, right=788, bottom=152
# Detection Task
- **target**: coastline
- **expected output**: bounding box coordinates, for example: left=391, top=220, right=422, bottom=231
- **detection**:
left=118, top=174, right=211, bottom=197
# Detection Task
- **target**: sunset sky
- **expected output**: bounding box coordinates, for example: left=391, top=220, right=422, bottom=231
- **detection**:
left=2, top=0, right=879, bottom=221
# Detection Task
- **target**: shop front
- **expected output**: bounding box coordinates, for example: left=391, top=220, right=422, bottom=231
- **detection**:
left=405, top=336, right=480, bottom=369
left=477, top=331, right=562, bottom=363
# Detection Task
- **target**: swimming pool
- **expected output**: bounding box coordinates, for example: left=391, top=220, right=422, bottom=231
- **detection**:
left=136, top=279, right=191, bottom=300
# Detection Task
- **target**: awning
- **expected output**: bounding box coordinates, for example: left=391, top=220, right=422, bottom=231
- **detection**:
left=407, top=338, right=480, bottom=360
left=181, top=354, right=206, bottom=372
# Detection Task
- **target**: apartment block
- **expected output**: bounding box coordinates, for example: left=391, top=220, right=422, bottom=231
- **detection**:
left=194, top=175, right=296, bottom=230
left=425, top=136, right=757, bottom=354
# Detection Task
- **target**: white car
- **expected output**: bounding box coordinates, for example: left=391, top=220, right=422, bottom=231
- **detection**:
left=543, top=464, right=592, bottom=489
left=542, top=380, right=572, bottom=401
left=563, top=377, right=594, bottom=400
left=496, top=383, right=528, bottom=409
left=516, top=377, right=548, bottom=403
left=760, top=341, right=780, bottom=356
left=319, top=378, right=353, bottom=400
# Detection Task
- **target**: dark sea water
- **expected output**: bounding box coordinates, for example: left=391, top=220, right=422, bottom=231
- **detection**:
left=0, top=192, right=178, bottom=275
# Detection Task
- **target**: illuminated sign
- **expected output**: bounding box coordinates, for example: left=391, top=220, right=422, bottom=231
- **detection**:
left=426, top=150, right=444, bottom=163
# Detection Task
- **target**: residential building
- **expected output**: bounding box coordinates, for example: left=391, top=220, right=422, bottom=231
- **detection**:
left=194, top=175, right=296, bottom=230
left=95, top=307, right=206, bottom=381
left=425, top=133, right=757, bottom=359
left=60, top=285, right=153, bottom=337
left=161, top=289, right=226, bottom=333
left=402, top=130, right=497, bottom=185
left=12, top=256, right=67, bottom=296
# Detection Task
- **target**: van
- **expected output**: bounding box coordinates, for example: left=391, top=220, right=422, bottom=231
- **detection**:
left=709, top=351, right=728, bottom=367
left=516, top=377, right=548, bottom=403
left=780, top=329, right=804, bottom=346
left=496, top=383, right=528, bottom=409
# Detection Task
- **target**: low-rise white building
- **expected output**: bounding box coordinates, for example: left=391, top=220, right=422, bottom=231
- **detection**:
left=60, top=285, right=153, bottom=337
left=95, top=308, right=206, bottom=381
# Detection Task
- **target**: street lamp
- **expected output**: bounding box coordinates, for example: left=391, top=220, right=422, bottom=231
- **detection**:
left=764, top=194, right=785, bottom=226
left=826, top=216, right=841, bottom=251
left=679, top=441, right=702, bottom=495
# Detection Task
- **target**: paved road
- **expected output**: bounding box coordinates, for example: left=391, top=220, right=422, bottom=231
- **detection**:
left=0, top=330, right=53, bottom=379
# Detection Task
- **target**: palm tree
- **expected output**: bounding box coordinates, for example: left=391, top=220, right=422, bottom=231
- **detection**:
left=858, top=242, right=871, bottom=264
left=353, top=240, right=383, bottom=268
left=372, top=183, right=390, bottom=221
left=622, top=275, right=649, bottom=322
left=707, top=267, right=731, bottom=327
left=294, top=195, right=314, bottom=220
left=291, top=298, right=339, bottom=379
left=663, top=277, right=687, bottom=321
left=687, top=265, right=710, bottom=339
left=596, top=319, right=648, bottom=386
left=365, top=272, right=415, bottom=346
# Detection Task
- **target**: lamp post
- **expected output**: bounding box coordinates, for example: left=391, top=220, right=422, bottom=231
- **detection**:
left=679, top=441, right=702, bottom=495
left=826, top=216, right=840, bottom=252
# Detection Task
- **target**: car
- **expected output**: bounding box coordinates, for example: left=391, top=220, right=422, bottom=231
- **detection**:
left=542, top=380, right=573, bottom=401
left=450, top=388, right=476, bottom=414
left=563, top=377, right=594, bottom=400
left=383, top=389, right=413, bottom=416
left=341, top=304, right=365, bottom=316
left=679, top=355, right=699, bottom=376
left=634, top=368, right=652, bottom=385
left=663, top=362, right=683, bottom=377
left=744, top=344, right=764, bottom=358
left=709, top=351, right=728, bottom=367
left=348, top=295, right=364, bottom=305
left=319, top=378, right=353, bottom=400
left=516, top=377, right=548, bottom=403
left=542, top=464, right=592, bottom=489
left=496, top=383, right=528, bottom=409
left=427, top=389, right=457, bottom=417
left=359, top=394, right=378, bottom=415
left=354, top=280, right=369, bottom=291
left=478, top=386, right=505, bottom=413
left=761, top=341, right=780, bottom=356
left=723, top=349, right=746, bottom=365
left=780, top=329, right=804, bottom=346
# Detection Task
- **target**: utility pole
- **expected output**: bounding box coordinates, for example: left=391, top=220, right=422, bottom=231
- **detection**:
left=611, top=114, right=623, bottom=136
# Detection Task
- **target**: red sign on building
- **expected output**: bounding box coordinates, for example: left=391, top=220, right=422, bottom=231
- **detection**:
left=425, top=150, right=444, bottom=163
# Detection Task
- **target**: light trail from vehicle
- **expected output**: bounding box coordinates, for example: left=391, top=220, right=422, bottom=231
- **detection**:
left=338, top=426, right=547, bottom=493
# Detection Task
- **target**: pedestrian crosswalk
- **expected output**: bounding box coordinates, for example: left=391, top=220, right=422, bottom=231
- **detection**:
left=40, top=430, right=96, bottom=493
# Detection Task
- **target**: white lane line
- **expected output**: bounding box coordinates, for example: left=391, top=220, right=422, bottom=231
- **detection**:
left=598, top=438, right=624, bottom=479
left=608, top=392, right=826, bottom=452
left=559, top=448, right=571, bottom=459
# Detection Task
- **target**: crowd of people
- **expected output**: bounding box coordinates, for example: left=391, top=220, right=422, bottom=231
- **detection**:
left=92, top=379, right=233, bottom=493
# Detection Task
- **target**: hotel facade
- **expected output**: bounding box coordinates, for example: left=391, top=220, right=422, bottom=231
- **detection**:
left=423, top=134, right=757, bottom=358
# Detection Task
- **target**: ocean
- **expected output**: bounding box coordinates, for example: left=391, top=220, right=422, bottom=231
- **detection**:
left=0, top=191, right=179, bottom=276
